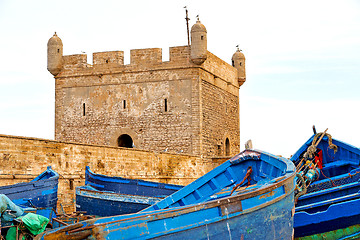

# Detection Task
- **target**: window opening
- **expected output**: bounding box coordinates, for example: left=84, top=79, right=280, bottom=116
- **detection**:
left=57, top=49, right=60, bottom=53
left=83, top=103, right=86, bottom=116
left=240, top=62, right=242, bottom=66
left=225, top=138, right=230, bottom=156
left=201, top=36, right=204, bottom=40
left=69, top=179, right=74, bottom=190
left=164, top=99, right=168, bottom=112
left=232, top=60, right=234, bottom=67
left=123, top=100, right=126, bottom=109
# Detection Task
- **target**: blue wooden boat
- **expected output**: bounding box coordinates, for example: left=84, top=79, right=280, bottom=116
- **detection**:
left=36, top=149, right=296, bottom=240
left=0, top=166, right=59, bottom=210
left=75, top=166, right=183, bottom=216
left=292, top=132, right=360, bottom=239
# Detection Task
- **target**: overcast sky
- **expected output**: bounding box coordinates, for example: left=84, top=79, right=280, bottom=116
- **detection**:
left=0, top=0, right=359, bottom=157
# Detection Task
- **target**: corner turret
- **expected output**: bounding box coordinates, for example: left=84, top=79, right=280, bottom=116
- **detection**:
left=47, top=32, right=63, bottom=76
left=190, top=18, right=207, bottom=65
left=232, top=47, right=246, bottom=86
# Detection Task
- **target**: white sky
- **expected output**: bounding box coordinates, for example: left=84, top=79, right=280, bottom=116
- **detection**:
left=0, top=0, right=359, bottom=158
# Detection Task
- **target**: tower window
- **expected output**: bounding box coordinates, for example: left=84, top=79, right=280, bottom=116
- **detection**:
left=240, top=62, right=242, bottom=66
left=123, top=100, right=126, bottom=109
left=232, top=60, right=234, bottom=67
left=83, top=103, right=86, bottom=116
left=57, top=49, right=60, bottom=53
left=164, top=99, right=168, bottom=112
left=201, top=36, right=204, bottom=40
left=69, top=179, right=74, bottom=190
left=225, top=138, right=230, bottom=156
left=106, top=59, right=109, bottom=63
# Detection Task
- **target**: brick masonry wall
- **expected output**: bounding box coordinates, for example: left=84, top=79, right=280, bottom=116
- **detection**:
left=0, top=134, right=215, bottom=212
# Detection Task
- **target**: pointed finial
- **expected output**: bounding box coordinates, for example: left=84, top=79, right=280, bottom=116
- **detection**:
left=236, top=45, right=242, bottom=52
left=54, top=32, right=57, bottom=36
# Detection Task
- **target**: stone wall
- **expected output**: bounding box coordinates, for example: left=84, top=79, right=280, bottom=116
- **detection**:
left=0, top=134, right=215, bottom=212
left=54, top=46, right=241, bottom=158
left=200, top=79, right=240, bottom=157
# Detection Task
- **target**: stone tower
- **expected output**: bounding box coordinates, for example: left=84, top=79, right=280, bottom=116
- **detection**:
left=47, top=32, right=63, bottom=76
left=190, top=19, right=207, bottom=65
left=47, top=20, right=246, bottom=158
left=231, top=47, right=246, bottom=86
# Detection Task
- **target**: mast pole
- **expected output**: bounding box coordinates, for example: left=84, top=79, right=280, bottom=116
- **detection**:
left=185, top=6, right=190, bottom=46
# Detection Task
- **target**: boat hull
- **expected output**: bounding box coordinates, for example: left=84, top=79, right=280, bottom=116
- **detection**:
left=151, top=193, right=294, bottom=240
left=85, top=166, right=183, bottom=197
left=292, top=134, right=360, bottom=238
left=36, top=150, right=296, bottom=240
left=76, top=186, right=162, bottom=217
left=0, top=166, right=59, bottom=209
left=76, top=167, right=183, bottom=217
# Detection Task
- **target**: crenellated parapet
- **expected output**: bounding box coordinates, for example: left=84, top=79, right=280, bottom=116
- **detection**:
left=93, top=51, right=124, bottom=65
left=130, top=48, right=162, bottom=65
left=63, top=54, right=88, bottom=69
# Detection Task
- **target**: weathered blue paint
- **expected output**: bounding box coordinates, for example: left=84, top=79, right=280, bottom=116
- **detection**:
left=292, top=134, right=360, bottom=238
left=144, top=150, right=293, bottom=212
left=76, top=167, right=183, bottom=217
left=76, top=185, right=164, bottom=217
left=0, top=166, right=59, bottom=210
left=85, top=166, right=183, bottom=197
left=36, top=149, right=296, bottom=240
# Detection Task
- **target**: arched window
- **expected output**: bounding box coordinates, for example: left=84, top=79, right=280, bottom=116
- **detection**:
left=117, top=134, right=134, bottom=148
left=225, top=138, right=230, bottom=156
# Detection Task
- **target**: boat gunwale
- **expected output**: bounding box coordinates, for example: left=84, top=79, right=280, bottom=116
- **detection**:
left=145, top=149, right=295, bottom=211
left=75, top=186, right=164, bottom=201
left=0, top=167, right=59, bottom=190
left=85, top=166, right=183, bottom=189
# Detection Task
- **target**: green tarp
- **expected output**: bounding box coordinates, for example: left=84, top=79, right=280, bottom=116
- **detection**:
left=6, top=213, right=49, bottom=240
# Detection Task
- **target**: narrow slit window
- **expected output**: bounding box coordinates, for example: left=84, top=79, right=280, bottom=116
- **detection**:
left=164, top=99, right=168, bottom=112
left=123, top=100, right=126, bottom=109
left=83, top=103, right=86, bottom=116
left=201, top=36, right=204, bottom=40
left=57, top=49, right=60, bottom=53
left=240, top=62, right=242, bottom=66
left=69, top=179, right=74, bottom=190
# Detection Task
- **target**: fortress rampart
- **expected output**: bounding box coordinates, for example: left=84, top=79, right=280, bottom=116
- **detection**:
left=0, top=134, right=217, bottom=212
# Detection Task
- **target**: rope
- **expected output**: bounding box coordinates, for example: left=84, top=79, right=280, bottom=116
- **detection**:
left=304, top=132, right=337, bottom=159
left=230, top=166, right=252, bottom=195
left=320, top=169, right=337, bottom=187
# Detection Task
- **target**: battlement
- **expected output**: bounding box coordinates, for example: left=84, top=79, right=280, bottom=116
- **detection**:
left=57, top=46, right=238, bottom=93
left=130, top=48, right=162, bottom=65
left=63, top=54, right=87, bottom=69
left=60, top=46, right=191, bottom=71
left=93, top=51, right=124, bottom=65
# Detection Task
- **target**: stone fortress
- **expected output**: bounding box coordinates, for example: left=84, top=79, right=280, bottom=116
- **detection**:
left=0, top=19, right=246, bottom=211
left=48, top=18, right=246, bottom=158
